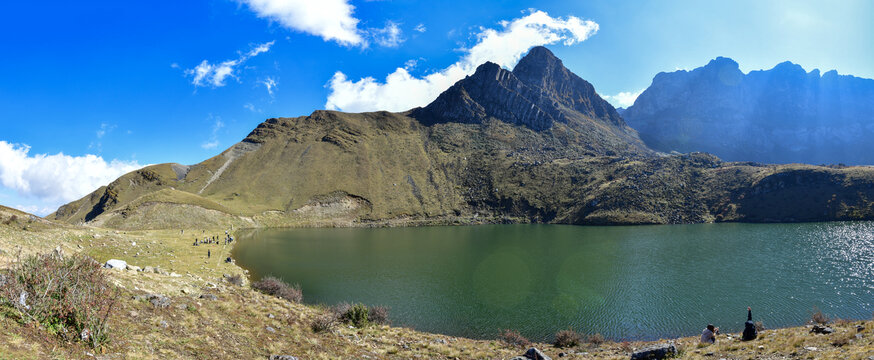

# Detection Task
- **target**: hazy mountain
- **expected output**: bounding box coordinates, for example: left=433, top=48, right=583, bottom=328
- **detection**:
left=51, top=47, right=874, bottom=229
left=622, top=57, right=874, bottom=165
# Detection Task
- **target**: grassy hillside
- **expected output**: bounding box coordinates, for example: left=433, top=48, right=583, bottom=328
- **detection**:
left=3, top=206, right=874, bottom=359
left=48, top=110, right=874, bottom=230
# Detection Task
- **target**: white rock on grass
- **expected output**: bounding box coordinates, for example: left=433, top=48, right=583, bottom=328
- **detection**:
left=103, top=259, right=127, bottom=270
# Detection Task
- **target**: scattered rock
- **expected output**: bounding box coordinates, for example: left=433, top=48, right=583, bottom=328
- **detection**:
left=0, top=274, right=6, bottom=287
left=159, top=320, right=169, bottom=328
left=857, top=325, right=866, bottom=332
left=103, top=259, right=127, bottom=270
left=170, top=272, right=181, bottom=277
left=199, top=294, right=218, bottom=301
left=268, top=313, right=275, bottom=319
left=126, top=265, right=142, bottom=272
left=266, top=326, right=276, bottom=333
left=558, top=353, right=567, bottom=358
left=268, top=356, right=298, bottom=360
left=129, top=311, right=138, bottom=317
left=514, top=347, right=550, bottom=360
left=630, top=343, right=677, bottom=360
left=174, top=303, right=188, bottom=310
left=810, top=325, right=834, bottom=334
left=804, top=346, right=818, bottom=351
left=143, top=266, right=155, bottom=273
left=148, top=294, right=171, bottom=308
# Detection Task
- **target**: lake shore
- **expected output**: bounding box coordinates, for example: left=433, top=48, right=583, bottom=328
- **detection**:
left=0, top=207, right=872, bottom=359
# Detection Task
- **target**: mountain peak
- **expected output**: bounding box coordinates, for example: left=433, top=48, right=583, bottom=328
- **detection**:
left=704, top=56, right=740, bottom=70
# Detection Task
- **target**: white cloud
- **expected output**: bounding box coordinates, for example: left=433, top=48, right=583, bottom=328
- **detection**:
left=261, top=77, right=278, bottom=95
left=241, top=0, right=364, bottom=46
left=201, top=117, right=225, bottom=150
left=186, top=41, right=275, bottom=88
left=414, top=23, right=426, bottom=33
left=325, top=10, right=599, bottom=112
left=602, top=89, right=644, bottom=108
left=371, top=21, right=404, bottom=47
left=0, top=141, right=143, bottom=214
left=244, top=103, right=260, bottom=112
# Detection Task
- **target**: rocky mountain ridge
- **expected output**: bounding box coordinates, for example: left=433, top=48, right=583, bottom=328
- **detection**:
left=50, top=47, right=874, bottom=228
left=623, top=57, right=874, bottom=164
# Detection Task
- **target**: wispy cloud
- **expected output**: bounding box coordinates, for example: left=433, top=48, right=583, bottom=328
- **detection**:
left=186, top=41, right=275, bottom=88
left=602, top=89, right=644, bottom=108
left=201, top=116, right=225, bottom=150
left=414, top=23, right=426, bottom=33
left=0, top=141, right=143, bottom=214
left=325, top=10, right=599, bottom=112
left=241, top=0, right=364, bottom=46
left=244, top=103, right=260, bottom=112
left=371, top=21, right=404, bottom=47
left=261, top=77, right=278, bottom=95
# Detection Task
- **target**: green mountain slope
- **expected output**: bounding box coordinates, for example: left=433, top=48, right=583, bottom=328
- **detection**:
left=50, top=47, right=874, bottom=229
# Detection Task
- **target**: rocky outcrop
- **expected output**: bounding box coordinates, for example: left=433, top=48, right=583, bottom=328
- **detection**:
left=623, top=57, right=874, bottom=164
left=630, top=343, right=677, bottom=359
left=412, top=46, right=648, bottom=156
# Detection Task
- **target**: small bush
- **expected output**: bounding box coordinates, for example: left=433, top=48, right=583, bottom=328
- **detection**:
left=587, top=333, right=605, bottom=345
left=499, top=329, right=530, bottom=348
left=368, top=305, right=390, bottom=325
left=0, top=252, right=118, bottom=348
left=226, top=274, right=244, bottom=286
left=754, top=321, right=765, bottom=332
left=339, top=303, right=369, bottom=328
left=2, top=215, right=17, bottom=225
left=554, top=329, right=582, bottom=348
left=310, top=314, right=337, bottom=333
left=252, top=276, right=302, bottom=303
left=811, top=307, right=829, bottom=325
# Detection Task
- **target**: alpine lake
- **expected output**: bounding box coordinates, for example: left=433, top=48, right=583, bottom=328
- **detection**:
left=232, top=222, right=874, bottom=341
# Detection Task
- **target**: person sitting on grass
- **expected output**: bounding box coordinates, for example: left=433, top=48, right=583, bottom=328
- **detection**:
left=742, top=306, right=758, bottom=341
left=700, top=324, right=718, bottom=344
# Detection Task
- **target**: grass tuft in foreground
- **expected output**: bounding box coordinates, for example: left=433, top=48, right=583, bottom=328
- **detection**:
left=0, top=252, right=118, bottom=348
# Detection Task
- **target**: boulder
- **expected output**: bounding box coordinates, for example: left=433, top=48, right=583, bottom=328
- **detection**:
left=810, top=325, right=834, bottom=334
left=268, top=356, right=298, bottom=360
left=509, top=348, right=551, bottom=360
left=630, top=343, right=677, bottom=360
left=103, top=259, right=127, bottom=270
left=148, top=294, right=171, bottom=308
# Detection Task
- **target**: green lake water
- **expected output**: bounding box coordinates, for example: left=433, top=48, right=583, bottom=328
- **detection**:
left=232, top=222, right=874, bottom=341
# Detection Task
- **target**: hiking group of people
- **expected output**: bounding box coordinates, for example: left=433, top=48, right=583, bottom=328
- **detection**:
left=190, top=230, right=235, bottom=259
left=701, top=307, right=758, bottom=344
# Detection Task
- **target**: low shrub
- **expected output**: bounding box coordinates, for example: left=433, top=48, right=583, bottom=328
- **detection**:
left=369, top=305, right=390, bottom=325
left=811, top=307, right=829, bottom=325
left=328, top=302, right=389, bottom=328
left=2, top=215, right=17, bottom=225
left=0, top=252, right=118, bottom=348
left=310, top=314, right=337, bottom=333
left=252, top=276, right=302, bottom=303
left=226, top=274, right=244, bottom=286
left=554, top=329, right=582, bottom=348
left=587, top=333, right=605, bottom=345
left=499, top=329, right=530, bottom=348
left=339, top=303, right=369, bottom=328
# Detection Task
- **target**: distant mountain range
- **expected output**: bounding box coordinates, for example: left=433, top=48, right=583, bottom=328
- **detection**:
left=623, top=57, right=874, bottom=165
left=50, top=47, right=874, bottom=228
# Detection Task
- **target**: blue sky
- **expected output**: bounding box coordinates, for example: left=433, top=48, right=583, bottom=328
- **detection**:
left=1, top=0, right=872, bottom=215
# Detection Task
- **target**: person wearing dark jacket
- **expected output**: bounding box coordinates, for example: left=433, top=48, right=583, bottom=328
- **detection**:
left=742, top=306, right=758, bottom=341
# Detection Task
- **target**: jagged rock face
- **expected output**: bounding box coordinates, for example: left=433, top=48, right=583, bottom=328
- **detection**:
left=412, top=46, right=647, bottom=156
left=413, top=61, right=562, bottom=131
left=512, top=46, right=625, bottom=127
left=623, top=57, right=874, bottom=165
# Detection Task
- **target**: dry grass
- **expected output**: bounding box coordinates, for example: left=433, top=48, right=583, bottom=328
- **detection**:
left=0, top=206, right=873, bottom=359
